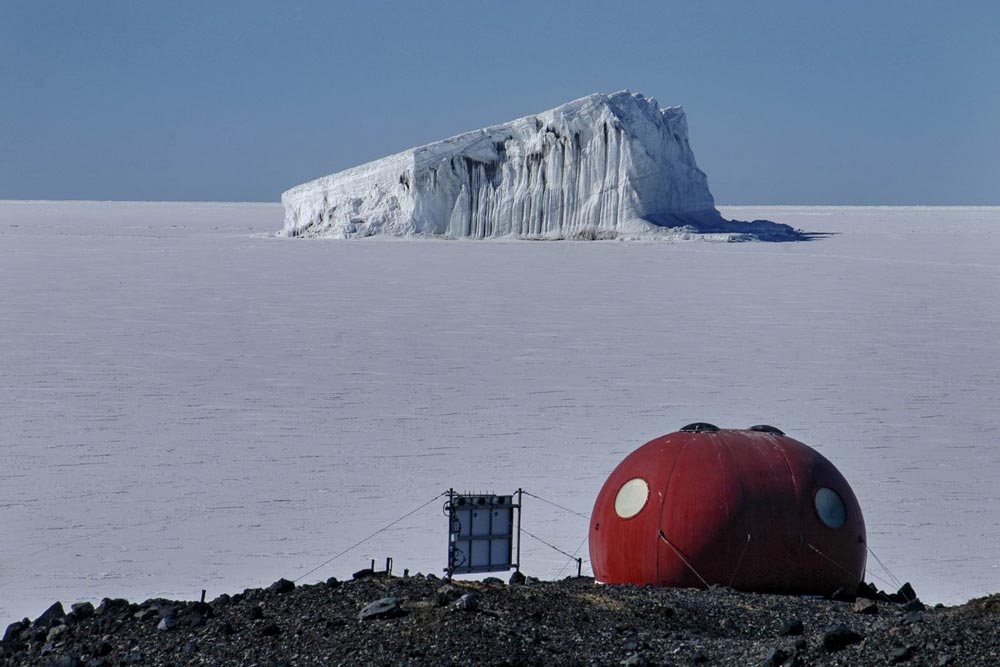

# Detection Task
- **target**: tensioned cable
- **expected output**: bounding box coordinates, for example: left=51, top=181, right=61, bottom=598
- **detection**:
left=554, top=534, right=590, bottom=578
left=521, top=527, right=583, bottom=561
left=293, top=491, right=447, bottom=583
left=862, top=569, right=896, bottom=590
left=521, top=491, right=590, bottom=520
left=728, top=533, right=751, bottom=587
left=805, top=542, right=862, bottom=581
left=809, top=541, right=898, bottom=593
left=865, top=545, right=903, bottom=590
left=658, top=530, right=710, bottom=589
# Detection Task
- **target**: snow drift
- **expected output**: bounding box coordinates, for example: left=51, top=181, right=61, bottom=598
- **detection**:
left=280, top=91, right=798, bottom=240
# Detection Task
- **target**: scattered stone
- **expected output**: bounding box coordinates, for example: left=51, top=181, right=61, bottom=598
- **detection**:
left=0, top=574, right=995, bottom=666
left=904, top=598, right=926, bottom=612
left=132, top=609, right=157, bottom=622
left=268, top=578, right=295, bottom=594
left=828, top=586, right=853, bottom=601
left=46, top=625, right=67, bottom=643
left=352, top=568, right=375, bottom=580
left=763, top=646, right=788, bottom=667
left=326, top=577, right=341, bottom=589
left=358, top=597, right=403, bottom=621
left=454, top=593, right=479, bottom=611
left=778, top=619, right=803, bottom=636
left=69, top=603, right=94, bottom=620
left=482, top=576, right=503, bottom=585
left=212, top=593, right=231, bottom=607
left=853, top=598, right=878, bottom=615
left=894, top=582, right=918, bottom=603
left=856, top=581, right=879, bottom=600
left=509, top=571, right=526, bottom=585
left=434, top=584, right=460, bottom=606
left=32, top=603, right=66, bottom=629
left=3, top=619, right=28, bottom=642
left=94, top=599, right=129, bottom=618
left=188, top=601, right=213, bottom=621
left=822, top=625, right=864, bottom=652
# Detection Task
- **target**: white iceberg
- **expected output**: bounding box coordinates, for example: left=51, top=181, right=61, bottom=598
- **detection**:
left=281, top=91, right=798, bottom=241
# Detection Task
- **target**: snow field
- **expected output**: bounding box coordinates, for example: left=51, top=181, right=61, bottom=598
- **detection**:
left=1, top=201, right=998, bottom=621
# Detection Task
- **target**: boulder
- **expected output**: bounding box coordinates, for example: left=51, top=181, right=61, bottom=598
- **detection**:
left=70, top=602, right=94, bottom=617
left=454, top=593, right=480, bottom=611
left=853, top=598, right=878, bottom=615
left=268, top=578, right=295, bottom=594
left=45, top=625, right=67, bottom=643
left=32, top=602, right=66, bottom=629
left=3, top=619, right=29, bottom=642
left=358, top=597, right=404, bottom=621
left=822, top=625, right=863, bottom=652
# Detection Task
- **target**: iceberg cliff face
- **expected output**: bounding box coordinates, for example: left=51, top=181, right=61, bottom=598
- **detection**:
left=281, top=92, right=795, bottom=240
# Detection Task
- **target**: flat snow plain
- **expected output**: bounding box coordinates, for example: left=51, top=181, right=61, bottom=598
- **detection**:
left=1, top=201, right=998, bottom=622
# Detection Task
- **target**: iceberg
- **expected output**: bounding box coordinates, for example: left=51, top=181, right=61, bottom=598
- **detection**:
left=280, top=91, right=799, bottom=241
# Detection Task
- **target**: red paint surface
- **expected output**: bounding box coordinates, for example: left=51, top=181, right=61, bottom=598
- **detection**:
left=589, top=429, right=866, bottom=595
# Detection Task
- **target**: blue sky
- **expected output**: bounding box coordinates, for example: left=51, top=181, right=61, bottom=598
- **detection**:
left=2, top=1, right=997, bottom=204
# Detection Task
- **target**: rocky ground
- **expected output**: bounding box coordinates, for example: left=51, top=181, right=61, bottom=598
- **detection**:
left=3, top=572, right=998, bottom=667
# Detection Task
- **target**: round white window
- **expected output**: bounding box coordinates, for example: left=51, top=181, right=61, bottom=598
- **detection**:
left=814, top=487, right=846, bottom=529
left=614, top=478, right=649, bottom=519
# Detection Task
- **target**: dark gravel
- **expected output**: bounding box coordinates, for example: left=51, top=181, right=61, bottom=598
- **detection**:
left=3, top=574, right=998, bottom=666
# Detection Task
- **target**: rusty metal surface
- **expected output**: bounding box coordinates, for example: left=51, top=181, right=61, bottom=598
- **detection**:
left=589, top=428, right=867, bottom=596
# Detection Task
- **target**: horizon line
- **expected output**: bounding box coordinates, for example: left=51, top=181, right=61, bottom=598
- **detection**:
left=2, top=199, right=1000, bottom=209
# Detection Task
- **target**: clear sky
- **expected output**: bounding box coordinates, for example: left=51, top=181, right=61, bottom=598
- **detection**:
left=2, top=1, right=997, bottom=204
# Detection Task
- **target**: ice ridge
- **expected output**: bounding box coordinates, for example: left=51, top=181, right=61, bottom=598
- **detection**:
left=280, top=91, right=799, bottom=241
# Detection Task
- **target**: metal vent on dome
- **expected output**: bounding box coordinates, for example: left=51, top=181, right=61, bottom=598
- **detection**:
left=749, top=425, right=785, bottom=436
left=680, top=422, right=719, bottom=433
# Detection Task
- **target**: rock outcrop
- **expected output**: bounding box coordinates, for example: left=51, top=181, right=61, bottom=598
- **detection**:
left=2, top=575, right=996, bottom=666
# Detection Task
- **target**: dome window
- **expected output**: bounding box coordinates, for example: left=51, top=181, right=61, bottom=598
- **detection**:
left=614, top=478, right=649, bottom=519
left=814, top=487, right=847, bottom=529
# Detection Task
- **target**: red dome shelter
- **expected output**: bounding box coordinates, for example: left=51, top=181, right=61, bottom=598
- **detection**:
left=589, top=423, right=866, bottom=596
